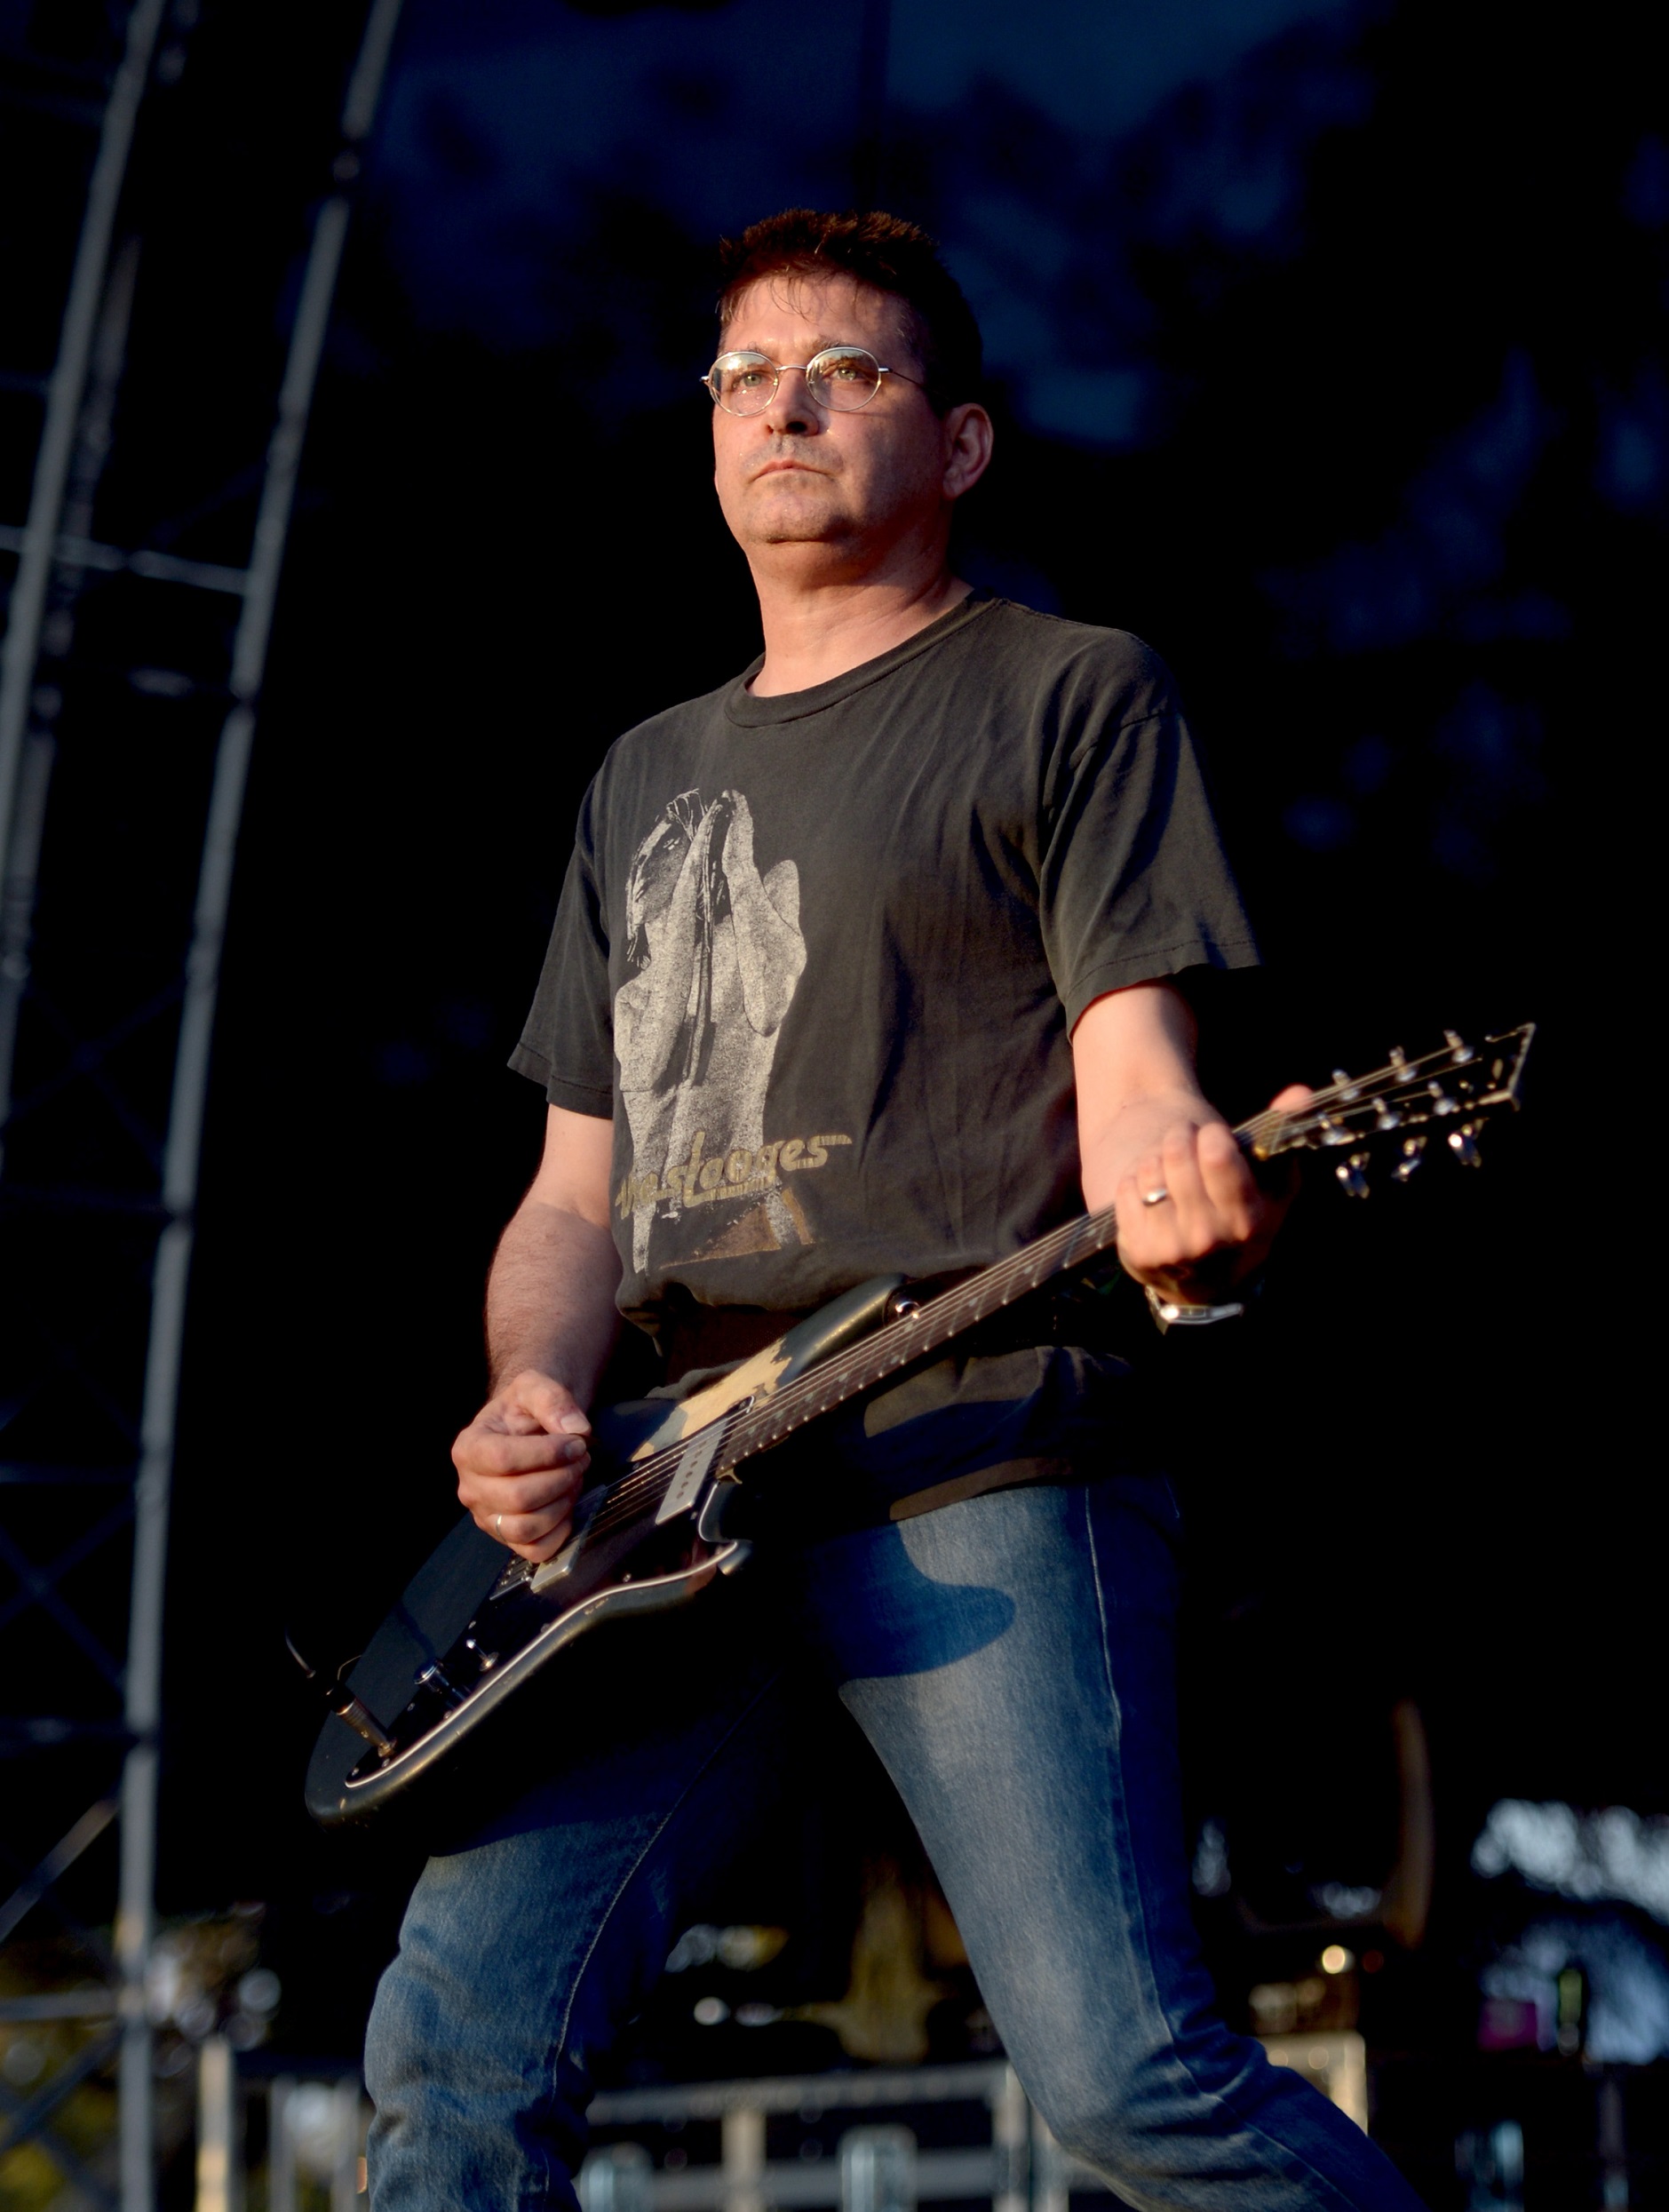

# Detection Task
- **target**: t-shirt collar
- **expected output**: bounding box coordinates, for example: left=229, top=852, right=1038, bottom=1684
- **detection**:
left=723, top=589, right=997, bottom=728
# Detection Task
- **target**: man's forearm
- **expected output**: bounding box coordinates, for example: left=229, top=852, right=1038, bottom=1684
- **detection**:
left=486, top=1199, right=622, bottom=1404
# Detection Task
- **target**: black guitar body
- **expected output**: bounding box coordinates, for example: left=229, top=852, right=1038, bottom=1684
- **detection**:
left=304, top=1275, right=906, bottom=1826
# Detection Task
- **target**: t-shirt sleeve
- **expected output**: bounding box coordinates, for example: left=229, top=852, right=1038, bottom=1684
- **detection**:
left=507, top=786, right=616, bottom=1117
left=1037, top=644, right=1260, bottom=1030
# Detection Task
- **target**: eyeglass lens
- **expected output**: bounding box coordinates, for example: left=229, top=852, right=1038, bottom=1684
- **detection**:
left=710, top=347, right=886, bottom=415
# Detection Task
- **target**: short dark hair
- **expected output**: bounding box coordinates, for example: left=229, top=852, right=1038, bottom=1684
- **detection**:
left=716, top=209, right=983, bottom=415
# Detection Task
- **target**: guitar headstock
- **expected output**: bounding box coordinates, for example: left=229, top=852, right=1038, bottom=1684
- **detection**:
left=1239, top=1022, right=1534, bottom=1198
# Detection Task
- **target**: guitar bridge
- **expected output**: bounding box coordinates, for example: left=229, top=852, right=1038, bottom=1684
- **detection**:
left=489, top=1557, right=534, bottom=1602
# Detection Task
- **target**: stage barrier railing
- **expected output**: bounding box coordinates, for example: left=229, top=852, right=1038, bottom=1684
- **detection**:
left=191, top=2042, right=1371, bottom=2212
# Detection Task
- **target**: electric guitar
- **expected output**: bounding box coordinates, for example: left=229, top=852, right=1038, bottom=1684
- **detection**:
left=304, top=1023, right=1533, bottom=1826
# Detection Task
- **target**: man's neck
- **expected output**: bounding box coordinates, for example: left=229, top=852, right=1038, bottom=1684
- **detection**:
left=748, top=565, right=973, bottom=697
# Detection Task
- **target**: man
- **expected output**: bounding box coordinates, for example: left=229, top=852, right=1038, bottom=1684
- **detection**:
left=364, top=211, right=1425, bottom=2211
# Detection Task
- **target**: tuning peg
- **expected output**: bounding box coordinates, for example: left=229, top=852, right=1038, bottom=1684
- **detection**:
left=1391, top=1134, right=1427, bottom=1182
left=1443, top=1030, right=1475, bottom=1063
left=1375, top=1106, right=1403, bottom=1131
left=1447, top=1125, right=1482, bottom=1168
left=1336, top=1150, right=1371, bottom=1199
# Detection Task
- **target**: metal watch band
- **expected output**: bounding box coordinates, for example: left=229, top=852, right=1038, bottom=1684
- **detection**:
left=1144, top=1284, right=1247, bottom=1333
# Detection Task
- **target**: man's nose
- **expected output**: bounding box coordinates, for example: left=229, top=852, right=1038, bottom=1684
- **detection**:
left=762, top=365, right=818, bottom=435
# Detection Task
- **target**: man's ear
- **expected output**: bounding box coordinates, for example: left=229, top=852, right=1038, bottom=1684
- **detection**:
left=942, top=402, right=994, bottom=502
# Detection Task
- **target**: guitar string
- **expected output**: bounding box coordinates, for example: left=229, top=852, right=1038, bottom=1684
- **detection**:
left=580, top=1229, right=1090, bottom=1544
left=580, top=1205, right=1115, bottom=1542
left=573, top=1038, right=1522, bottom=1543
left=588, top=1198, right=1109, bottom=1524
left=725, top=1209, right=1105, bottom=1437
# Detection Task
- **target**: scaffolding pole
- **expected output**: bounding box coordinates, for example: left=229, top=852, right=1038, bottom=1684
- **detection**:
left=0, top=0, right=166, bottom=903
left=115, top=4, right=405, bottom=2202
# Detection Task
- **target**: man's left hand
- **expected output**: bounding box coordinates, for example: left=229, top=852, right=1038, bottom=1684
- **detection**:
left=1113, top=1083, right=1311, bottom=1306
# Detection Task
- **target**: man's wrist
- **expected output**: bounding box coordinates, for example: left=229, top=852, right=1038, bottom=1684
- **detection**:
left=488, top=1360, right=582, bottom=1404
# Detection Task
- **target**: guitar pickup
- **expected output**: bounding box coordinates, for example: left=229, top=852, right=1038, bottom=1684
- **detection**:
left=656, top=1423, right=725, bottom=1524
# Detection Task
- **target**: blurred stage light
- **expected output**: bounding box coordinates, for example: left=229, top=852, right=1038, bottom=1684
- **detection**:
left=1473, top=1800, right=1669, bottom=1921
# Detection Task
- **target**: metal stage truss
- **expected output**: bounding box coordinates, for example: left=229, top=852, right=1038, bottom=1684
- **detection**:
left=0, top=3, right=402, bottom=2204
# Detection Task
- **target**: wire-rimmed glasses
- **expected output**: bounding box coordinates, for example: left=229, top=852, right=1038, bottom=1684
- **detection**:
left=703, top=346, right=923, bottom=417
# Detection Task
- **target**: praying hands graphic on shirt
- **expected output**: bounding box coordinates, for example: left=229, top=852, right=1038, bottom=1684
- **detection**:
left=615, top=789, right=807, bottom=1271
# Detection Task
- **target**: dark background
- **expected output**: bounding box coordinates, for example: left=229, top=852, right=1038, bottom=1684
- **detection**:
left=2, top=0, right=1663, bottom=2197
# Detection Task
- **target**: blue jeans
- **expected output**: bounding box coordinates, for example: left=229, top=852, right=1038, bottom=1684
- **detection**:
left=364, top=1476, right=1425, bottom=2210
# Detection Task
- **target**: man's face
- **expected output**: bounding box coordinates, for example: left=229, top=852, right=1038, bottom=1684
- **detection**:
left=711, top=275, right=976, bottom=571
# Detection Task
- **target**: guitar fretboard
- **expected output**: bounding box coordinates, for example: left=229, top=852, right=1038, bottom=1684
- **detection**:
left=721, top=1204, right=1115, bottom=1466
left=711, top=1090, right=1323, bottom=1470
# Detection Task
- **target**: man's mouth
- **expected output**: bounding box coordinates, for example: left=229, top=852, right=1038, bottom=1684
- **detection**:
left=752, top=459, right=821, bottom=480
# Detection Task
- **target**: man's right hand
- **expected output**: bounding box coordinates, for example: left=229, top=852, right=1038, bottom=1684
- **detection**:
left=452, top=1371, right=592, bottom=1564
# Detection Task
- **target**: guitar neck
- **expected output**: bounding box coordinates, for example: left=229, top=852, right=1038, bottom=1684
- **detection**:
left=719, top=1110, right=1265, bottom=1470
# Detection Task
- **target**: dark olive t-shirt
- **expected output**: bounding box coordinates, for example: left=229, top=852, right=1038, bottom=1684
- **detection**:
left=512, top=593, right=1258, bottom=1340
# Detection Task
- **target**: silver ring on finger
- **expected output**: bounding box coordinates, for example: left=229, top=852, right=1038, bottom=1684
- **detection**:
left=494, top=1511, right=505, bottom=1539
left=1141, top=1187, right=1171, bottom=1206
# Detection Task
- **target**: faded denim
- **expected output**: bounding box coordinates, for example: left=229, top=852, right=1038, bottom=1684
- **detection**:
left=364, top=1477, right=1426, bottom=2211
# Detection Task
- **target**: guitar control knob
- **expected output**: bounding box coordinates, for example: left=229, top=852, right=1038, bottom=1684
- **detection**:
left=417, top=1661, right=467, bottom=1709
left=888, top=1295, right=923, bottom=1320
left=1335, top=1151, right=1371, bottom=1199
